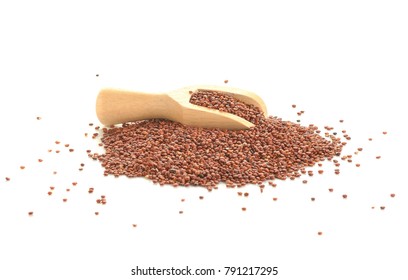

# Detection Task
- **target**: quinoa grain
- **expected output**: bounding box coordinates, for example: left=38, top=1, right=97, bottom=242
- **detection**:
left=95, top=90, right=343, bottom=188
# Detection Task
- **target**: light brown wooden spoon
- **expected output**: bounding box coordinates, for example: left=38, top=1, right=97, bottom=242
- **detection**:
left=96, top=85, right=267, bottom=130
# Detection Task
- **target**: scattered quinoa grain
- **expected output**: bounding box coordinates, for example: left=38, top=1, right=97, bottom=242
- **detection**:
left=28, top=212, right=33, bottom=216
left=380, top=206, right=385, bottom=210
left=342, top=194, right=347, bottom=199
left=390, top=193, right=395, bottom=198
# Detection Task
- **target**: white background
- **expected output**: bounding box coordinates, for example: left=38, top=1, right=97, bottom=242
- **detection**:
left=1, top=1, right=407, bottom=279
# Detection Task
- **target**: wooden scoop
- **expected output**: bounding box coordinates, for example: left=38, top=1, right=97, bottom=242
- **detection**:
left=96, top=85, right=267, bottom=130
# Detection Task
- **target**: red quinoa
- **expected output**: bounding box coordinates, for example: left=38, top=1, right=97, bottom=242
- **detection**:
left=95, top=90, right=343, bottom=188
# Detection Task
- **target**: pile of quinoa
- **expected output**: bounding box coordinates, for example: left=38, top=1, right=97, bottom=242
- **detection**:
left=94, top=90, right=343, bottom=188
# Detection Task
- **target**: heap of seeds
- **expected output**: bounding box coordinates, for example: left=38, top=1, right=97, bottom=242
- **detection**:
left=95, top=90, right=343, bottom=188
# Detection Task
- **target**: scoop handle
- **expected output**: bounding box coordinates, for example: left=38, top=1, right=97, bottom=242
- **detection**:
left=96, top=88, right=170, bottom=125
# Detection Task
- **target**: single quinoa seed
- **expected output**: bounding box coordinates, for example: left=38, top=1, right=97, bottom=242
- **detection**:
left=179, top=210, right=183, bottom=214
left=95, top=212, right=99, bottom=215
left=20, top=166, right=25, bottom=170
left=63, top=198, right=67, bottom=202
left=380, top=206, right=385, bottom=210
left=376, top=156, right=381, bottom=159
left=342, top=194, right=348, bottom=199
left=329, top=188, right=334, bottom=192
left=132, top=224, right=137, bottom=228
left=199, top=196, right=204, bottom=200
left=241, top=207, right=247, bottom=211
left=5, top=177, right=10, bottom=181
left=390, top=193, right=395, bottom=198
left=318, top=231, right=323, bottom=235
left=28, top=212, right=33, bottom=216
left=224, top=80, right=228, bottom=84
